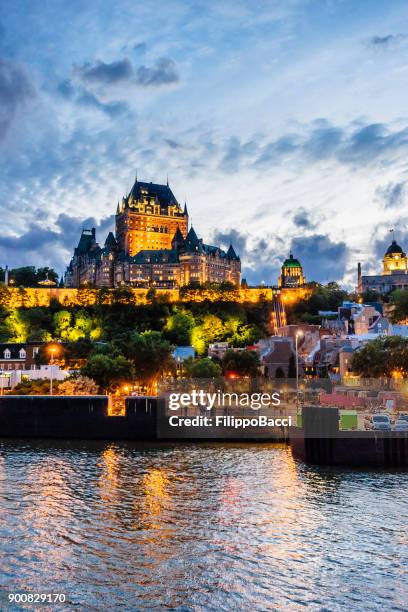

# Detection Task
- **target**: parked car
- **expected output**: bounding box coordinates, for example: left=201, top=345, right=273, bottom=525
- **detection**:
left=371, top=414, right=392, bottom=431
left=394, top=419, right=408, bottom=432
left=397, top=413, right=408, bottom=422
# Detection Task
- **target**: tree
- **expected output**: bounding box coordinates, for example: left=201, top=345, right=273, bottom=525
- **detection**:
left=221, top=349, right=260, bottom=377
left=81, top=353, right=132, bottom=393
left=146, top=287, right=157, bottom=303
left=390, top=289, right=408, bottom=323
left=164, top=311, right=195, bottom=345
left=183, top=357, right=221, bottom=378
left=289, top=282, right=349, bottom=324
left=124, top=331, right=173, bottom=387
left=58, top=375, right=99, bottom=396
left=351, top=336, right=408, bottom=378
left=7, top=378, right=56, bottom=395
left=191, top=314, right=224, bottom=355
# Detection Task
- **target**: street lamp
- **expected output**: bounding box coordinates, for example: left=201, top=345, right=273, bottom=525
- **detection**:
left=295, top=330, right=303, bottom=410
left=49, top=345, right=57, bottom=395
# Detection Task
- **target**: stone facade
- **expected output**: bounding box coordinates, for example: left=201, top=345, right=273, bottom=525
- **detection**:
left=358, top=239, right=408, bottom=294
left=278, top=254, right=306, bottom=288
left=65, top=179, right=241, bottom=289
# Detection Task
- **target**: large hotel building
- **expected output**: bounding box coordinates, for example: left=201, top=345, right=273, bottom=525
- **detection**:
left=64, top=178, right=241, bottom=288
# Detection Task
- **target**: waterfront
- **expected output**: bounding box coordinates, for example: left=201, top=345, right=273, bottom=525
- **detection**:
left=0, top=441, right=407, bottom=611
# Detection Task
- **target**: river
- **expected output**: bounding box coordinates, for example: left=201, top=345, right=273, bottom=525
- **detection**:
left=0, top=440, right=407, bottom=611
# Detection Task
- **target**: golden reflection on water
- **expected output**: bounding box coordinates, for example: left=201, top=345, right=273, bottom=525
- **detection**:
left=19, top=458, right=82, bottom=570
left=98, top=446, right=173, bottom=534
left=139, top=468, right=171, bottom=531
left=98, top=445, right=121, bottom=507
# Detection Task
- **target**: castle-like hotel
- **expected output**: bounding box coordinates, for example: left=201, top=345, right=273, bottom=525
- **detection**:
left=65, top=178, right=241, bottom=289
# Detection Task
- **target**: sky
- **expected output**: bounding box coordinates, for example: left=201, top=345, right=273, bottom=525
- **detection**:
left=2, top=0, right=408, bottom=287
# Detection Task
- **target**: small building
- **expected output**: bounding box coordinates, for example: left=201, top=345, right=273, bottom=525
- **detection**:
left=208, top=342, right=230, bottom=360
left=172, top=346, right=196, bottom=372
left=262, top=337, right=301, bottom=379
left=0, top=342, right=43, bottom=372
left=278, top=254, right=306, bottom=289
left=358, top=239, right=408, bottom=294
left=3, top=365, right=70, bottom=390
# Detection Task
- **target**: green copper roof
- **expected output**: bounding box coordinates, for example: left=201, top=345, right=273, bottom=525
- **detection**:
left=385, top=240, right=406, bottom=256
left=282, top=254, right=302, bottom=268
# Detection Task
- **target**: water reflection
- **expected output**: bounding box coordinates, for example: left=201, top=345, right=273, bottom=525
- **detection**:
left=0, top=440, right=407, bottom=611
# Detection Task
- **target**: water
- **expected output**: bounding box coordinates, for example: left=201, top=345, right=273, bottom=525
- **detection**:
left=0, top=441, right=407, bottom=611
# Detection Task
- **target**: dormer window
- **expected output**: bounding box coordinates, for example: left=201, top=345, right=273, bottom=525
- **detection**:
left=19, top=348, right=26, bottom=359
left=4, top=349, right=10, bottom=359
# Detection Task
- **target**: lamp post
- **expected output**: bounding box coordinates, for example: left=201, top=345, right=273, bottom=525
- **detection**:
left=295, top=331, right=303, bottom=410
left=49, top=346, right=56, bottom=395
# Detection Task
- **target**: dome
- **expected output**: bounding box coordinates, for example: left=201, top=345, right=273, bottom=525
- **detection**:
left=385, top=240, right=406, bottom=257
left=282, top=253, right=302, bottom=268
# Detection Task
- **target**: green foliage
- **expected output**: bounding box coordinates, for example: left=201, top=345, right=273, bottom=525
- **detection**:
left=351, top=335, right=408, bottom=378
left=0, top=266, right=58, bottom=287
left=164, top=311, right=195, bottom=345
left=7, top=378, right=56, bottom=395
left=221, top=349, right=260, bottom=377
left=390, top=289, right=408, bottom=323
left=121, top=331, right=174, bottom=384
left=183, top=357, right=221, bottom=378
left=81, top=353, right=132, bottom=392
left=288, top=282, right=349, bottom=324
left=58, top=375, right=99, bottom=396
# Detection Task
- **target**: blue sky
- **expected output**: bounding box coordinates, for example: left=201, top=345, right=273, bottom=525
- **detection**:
left=1, top=0, right=408, bottom=286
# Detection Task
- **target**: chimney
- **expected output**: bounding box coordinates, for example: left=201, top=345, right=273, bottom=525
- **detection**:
left=91, top=228, right=96, bottom=239
left=4, top=265, right=8, bottom=286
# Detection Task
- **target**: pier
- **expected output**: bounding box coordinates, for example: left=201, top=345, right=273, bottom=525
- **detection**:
left=0, top=396, right=407, bottom=467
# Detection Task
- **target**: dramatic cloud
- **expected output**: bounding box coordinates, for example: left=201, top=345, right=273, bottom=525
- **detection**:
left=1, top=0, right=408, bottom=287
left=0, top=214, right=114, bottom=274
left=290, top=234, right=349, bottom=283
left=292, top=208, right=316, bottom=230
left=75, top=59, right=133, bottom=84
left=74, top=56, right=179, bottom=89
left=136, top=58, right=179, bottom=86
left=217, top=120, right=408, bottom=173
left=375, top=181, right=406, bottom=209
left=0, top=58, right=33, bottom=139
left=57, top=79, right=128, bottom=116
left=212, top=229, right=249, bottom=254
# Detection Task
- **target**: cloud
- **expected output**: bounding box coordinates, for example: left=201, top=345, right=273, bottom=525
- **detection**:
left=57, top=79, right=128, bottom=116
left=73, top=56, right=179, bottom=90
left=136, top=57, right=179, bottom=86
left=290, top=234, right=349, bottom=283
left=220, top=137, right=259, bottom=172
left=0, top=214, right=115, bottom=274
left=369, top=34, right=406, bottom=48
left=0, top=58, right=34, bottom=139
left=249, top=120, right=408, bottom=171
left=371, top=221, right=408, bottom=263
left=75, top=58, right=133, bottom=84
left=375, top=181, right=406, bottom=209
left=76, top=88, right=128, bottom=117
left=212, top=228, right=249, bottom=254
left=133, top=42, right=147, bottom=54
left=292, top=208, right=316, bottom=230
